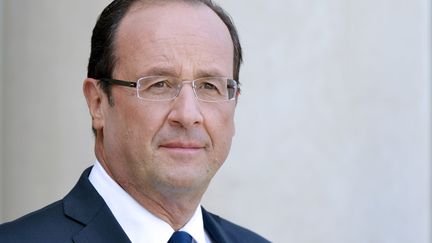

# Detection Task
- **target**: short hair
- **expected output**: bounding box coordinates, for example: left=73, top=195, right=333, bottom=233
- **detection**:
left=87, top=0, right=242, bottom=104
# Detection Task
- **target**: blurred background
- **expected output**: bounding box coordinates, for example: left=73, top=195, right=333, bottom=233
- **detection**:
left=0, top=0, right=430, bottom=242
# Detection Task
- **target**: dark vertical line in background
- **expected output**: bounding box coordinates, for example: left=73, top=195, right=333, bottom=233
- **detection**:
left=0, top=0, right=5, bottom=223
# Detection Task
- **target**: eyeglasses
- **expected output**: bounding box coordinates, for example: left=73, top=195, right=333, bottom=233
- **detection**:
left=100, top=76, right=239, bottom=102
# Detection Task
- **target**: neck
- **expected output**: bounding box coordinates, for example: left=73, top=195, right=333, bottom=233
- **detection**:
left=122, top=184, right=203, bottom=230
left=94, top=139, right=204, bottom=230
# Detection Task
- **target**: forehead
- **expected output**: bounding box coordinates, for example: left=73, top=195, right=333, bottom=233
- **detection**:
left=112, top=1, right=234, bottom=77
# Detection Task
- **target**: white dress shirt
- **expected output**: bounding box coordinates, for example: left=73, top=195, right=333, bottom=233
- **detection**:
left=89, top=160, right=211, bottom=243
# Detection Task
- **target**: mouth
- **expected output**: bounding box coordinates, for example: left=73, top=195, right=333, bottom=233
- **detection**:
left=159, top=142, right=205, bottom=154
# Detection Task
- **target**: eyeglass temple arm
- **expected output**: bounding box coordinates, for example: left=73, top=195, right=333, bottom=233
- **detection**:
left=100, top=78, right=137, bottom=88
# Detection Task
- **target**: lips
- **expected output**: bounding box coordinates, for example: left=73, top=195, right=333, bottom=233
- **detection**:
left=160, top=142, right=205, bottom=150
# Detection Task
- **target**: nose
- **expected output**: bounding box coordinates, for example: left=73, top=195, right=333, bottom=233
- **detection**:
left=167, top=82, right=204, bottom=128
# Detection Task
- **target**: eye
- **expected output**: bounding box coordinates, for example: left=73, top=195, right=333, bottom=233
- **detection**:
left=150, top=80, right=168, bottom=88
left=196, top=79, right=222, bottom=91
left=201, top=82, right=218, bottom=90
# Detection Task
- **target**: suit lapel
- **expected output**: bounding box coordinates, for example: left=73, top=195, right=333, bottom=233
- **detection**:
left=202, top=207, right=230, bottom=243
left=63, top=167, right=131, bottom=243
left=72, top=203, right=130, bottom=243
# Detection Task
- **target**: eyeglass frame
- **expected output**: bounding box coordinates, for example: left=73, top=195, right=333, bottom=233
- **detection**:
left=99, top=76, right=240, bottom=102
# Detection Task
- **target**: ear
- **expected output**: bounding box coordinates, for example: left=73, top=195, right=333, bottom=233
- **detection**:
left=83, top=78, right=105, bottom=132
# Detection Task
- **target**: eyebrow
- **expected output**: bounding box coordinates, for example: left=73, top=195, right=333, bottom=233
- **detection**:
left=137, top=65, right=229, bottom=79
left=194, top=68, right=227, bottom=78
left=139, top=66, right=179, bottom=77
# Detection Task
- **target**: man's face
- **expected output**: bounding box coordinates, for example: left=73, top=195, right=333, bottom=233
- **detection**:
left=97, top=3, right=235, bottom=198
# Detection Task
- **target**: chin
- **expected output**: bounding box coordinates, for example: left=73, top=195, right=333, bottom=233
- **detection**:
left=161, top=171, right=210, bottom=192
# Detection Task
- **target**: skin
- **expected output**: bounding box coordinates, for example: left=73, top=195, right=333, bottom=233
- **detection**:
left=83, top=2, right=236, bottom=230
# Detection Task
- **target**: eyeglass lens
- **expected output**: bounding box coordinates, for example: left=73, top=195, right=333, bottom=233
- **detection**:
left=136, top=76, right=237, bottom=102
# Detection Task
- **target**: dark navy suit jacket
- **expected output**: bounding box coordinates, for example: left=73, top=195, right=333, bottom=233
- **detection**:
left=0, top=167, right=270, bottom=243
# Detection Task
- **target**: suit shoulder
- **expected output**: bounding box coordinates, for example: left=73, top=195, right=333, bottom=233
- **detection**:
left=203, top=209, right=271, bottom=243
left=0, top=200, right=82, bottom=243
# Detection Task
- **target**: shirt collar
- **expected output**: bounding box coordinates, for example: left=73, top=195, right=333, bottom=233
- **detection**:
left=89, top=160, right=208, bottom=243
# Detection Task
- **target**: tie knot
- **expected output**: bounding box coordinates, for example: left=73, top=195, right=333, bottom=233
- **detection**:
left=168, top=231, right=193, bottom=243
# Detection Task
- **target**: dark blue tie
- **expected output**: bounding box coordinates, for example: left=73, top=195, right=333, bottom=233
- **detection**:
left=168, top=231, right=192, bottom=243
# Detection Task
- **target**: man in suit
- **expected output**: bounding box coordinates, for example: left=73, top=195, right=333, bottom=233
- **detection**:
left=0, top=0, right=270, bottom=242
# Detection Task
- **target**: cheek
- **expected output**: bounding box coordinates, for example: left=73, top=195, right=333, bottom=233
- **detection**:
left=124, top=105, right=169, bottom=143
left=108, top=101, right=169, bottom=148
left=219, top=106, right=236, bottom=137
left=204, top=106, right=236, bottom=156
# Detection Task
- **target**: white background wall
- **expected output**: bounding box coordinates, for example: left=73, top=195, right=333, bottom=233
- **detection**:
left=0, top=1, right=430, bottom=242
